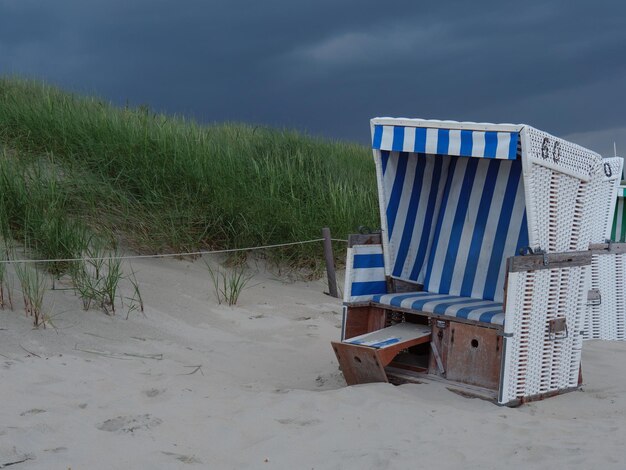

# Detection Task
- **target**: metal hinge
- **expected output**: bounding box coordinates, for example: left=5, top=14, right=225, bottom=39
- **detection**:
left=548, top=318, right=568, bottom=341
left=587, top=289, right=602, bottom=306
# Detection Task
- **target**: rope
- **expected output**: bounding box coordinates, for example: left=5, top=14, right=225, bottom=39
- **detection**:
left=0, top=237, right=348, bottom=265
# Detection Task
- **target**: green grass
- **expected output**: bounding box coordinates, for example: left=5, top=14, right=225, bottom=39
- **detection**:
left=205, top=260, right=253, bottom=306
left=0, top=154, right=90, bottom=275
left=0, top=77, right=378, bottom=265
left=14, top=261, right=49, bottom=327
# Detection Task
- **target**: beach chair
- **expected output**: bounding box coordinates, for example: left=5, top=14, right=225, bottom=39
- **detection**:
left=585, top=174, right=626, bottom=341
left=332, top=118, right=618, bottom=405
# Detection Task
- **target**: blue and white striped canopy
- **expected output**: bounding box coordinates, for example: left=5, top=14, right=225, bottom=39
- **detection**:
left=372, top=124, right=519, bottom=160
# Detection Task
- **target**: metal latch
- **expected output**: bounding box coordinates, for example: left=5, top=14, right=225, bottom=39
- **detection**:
left=587, top=289, right=602, bottom=306
left=548, top=317, right=568, bottom=340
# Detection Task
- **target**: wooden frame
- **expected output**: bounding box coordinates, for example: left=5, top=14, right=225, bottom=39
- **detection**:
left=589, top=242, right=626, bottom=255
left=333, top=250, right=591, bottom=405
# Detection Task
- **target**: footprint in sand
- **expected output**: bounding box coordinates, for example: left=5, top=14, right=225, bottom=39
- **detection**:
left=20, top=409, right=46, bottom=416
left=143, top=388, right=165, bottom=398
left=44, top=447, right=68, bottom=454
left=162, top=452, right=203, bottom=464
left=96, top=414, right=162, bottom=433
left=276, top=418, right=321, bottom=426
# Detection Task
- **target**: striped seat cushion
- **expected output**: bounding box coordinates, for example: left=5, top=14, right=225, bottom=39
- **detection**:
left=371, top=291, right=505, bottom=325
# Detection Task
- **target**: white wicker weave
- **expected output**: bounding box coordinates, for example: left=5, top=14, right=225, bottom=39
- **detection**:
left=583, top=157, right=624, bottom=341
left=501, top=266, right=586, bottom=403
left=585, top=253, right=626, bottom=341
left=590, top=159, right=622, bottom=242
left=613, top=186, right=626, bottom=242
left=521, top=127, right=603, bottom=253
left=500, top=128, right=610, bottom=403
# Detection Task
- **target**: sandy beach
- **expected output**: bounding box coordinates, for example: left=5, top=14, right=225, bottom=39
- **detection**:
left=1, top=256, right=625, bottom=469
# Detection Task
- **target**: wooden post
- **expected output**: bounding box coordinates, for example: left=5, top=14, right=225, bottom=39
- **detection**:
left=322, top=227, right=339, bottom=298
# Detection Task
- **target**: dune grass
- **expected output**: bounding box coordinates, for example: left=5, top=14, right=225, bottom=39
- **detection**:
left=205, top=260, right=253, bottom=306
left=0, top=77, right=379, bottom=265
left=14, top=261, right=49, bottom=327
left=0, top=154, right=90, bottom=275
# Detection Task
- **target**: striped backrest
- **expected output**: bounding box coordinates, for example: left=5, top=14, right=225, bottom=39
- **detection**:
left=422, top=157, right=528, bottom=302
left=379, top=151, right=451, bottom=283
left=378, top=151, right=528, bottom=303
left=343, top=244, right=388, bottom=303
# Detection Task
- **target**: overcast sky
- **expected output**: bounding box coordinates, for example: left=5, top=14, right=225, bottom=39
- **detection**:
left=1, top=0, right=625, bottom=155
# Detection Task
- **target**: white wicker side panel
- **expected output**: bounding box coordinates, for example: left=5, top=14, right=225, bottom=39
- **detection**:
left=618, top=253, right=626, bottom=340
left=526, top=166, right=590, bottom=252
left=585, top=253, right=626, bottom=341
left=500, top=266, right=586, bottom=404
left=520, top=127, right=602, bottom=253
left=591, top=158, right=622, bottom=242
left=583, top=158, right=623, bottom=341
left=614, top=197, right=626, bottom=242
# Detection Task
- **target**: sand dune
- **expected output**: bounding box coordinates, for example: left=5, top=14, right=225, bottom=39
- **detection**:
left=1, top=256, right=625, bottom=469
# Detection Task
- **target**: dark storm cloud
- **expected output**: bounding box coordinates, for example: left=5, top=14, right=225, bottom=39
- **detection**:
left=1, top=0, right=625, bottom=154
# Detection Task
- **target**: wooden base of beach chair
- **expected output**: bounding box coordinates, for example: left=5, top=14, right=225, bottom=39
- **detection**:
left=384, top=366, right=500, bottom=402
left=331, top=342, right=389, bottom=384
left=332, top=322, right=431, bottom=385
left=335, top=303, right=585, bottom=405
left=428, top=319, right=503, bottom=390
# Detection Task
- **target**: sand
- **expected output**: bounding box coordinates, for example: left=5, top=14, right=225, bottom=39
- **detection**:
left=1, top=256, right=625, bottom=469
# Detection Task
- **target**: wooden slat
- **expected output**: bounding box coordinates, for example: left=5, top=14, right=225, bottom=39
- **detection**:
left=507, top=250, right=591, bottom=272
left=384, top=367, right=499, bottom=402
left=443, top=323, right=502, bottom=390
left=343, top=306, right=386, bottom=340
left=369, top=302, right=503, bottom=330
left=331, top=341, right=388, bottom=385
left=345, top=323, right=431, bottom=349
left=589, top=242, right=626, bottom=255
left=391, top=278, right=423, bottom=293
left=333, top=323, right=432, bottom=385
left=348, top=233, right=382, bottom=248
